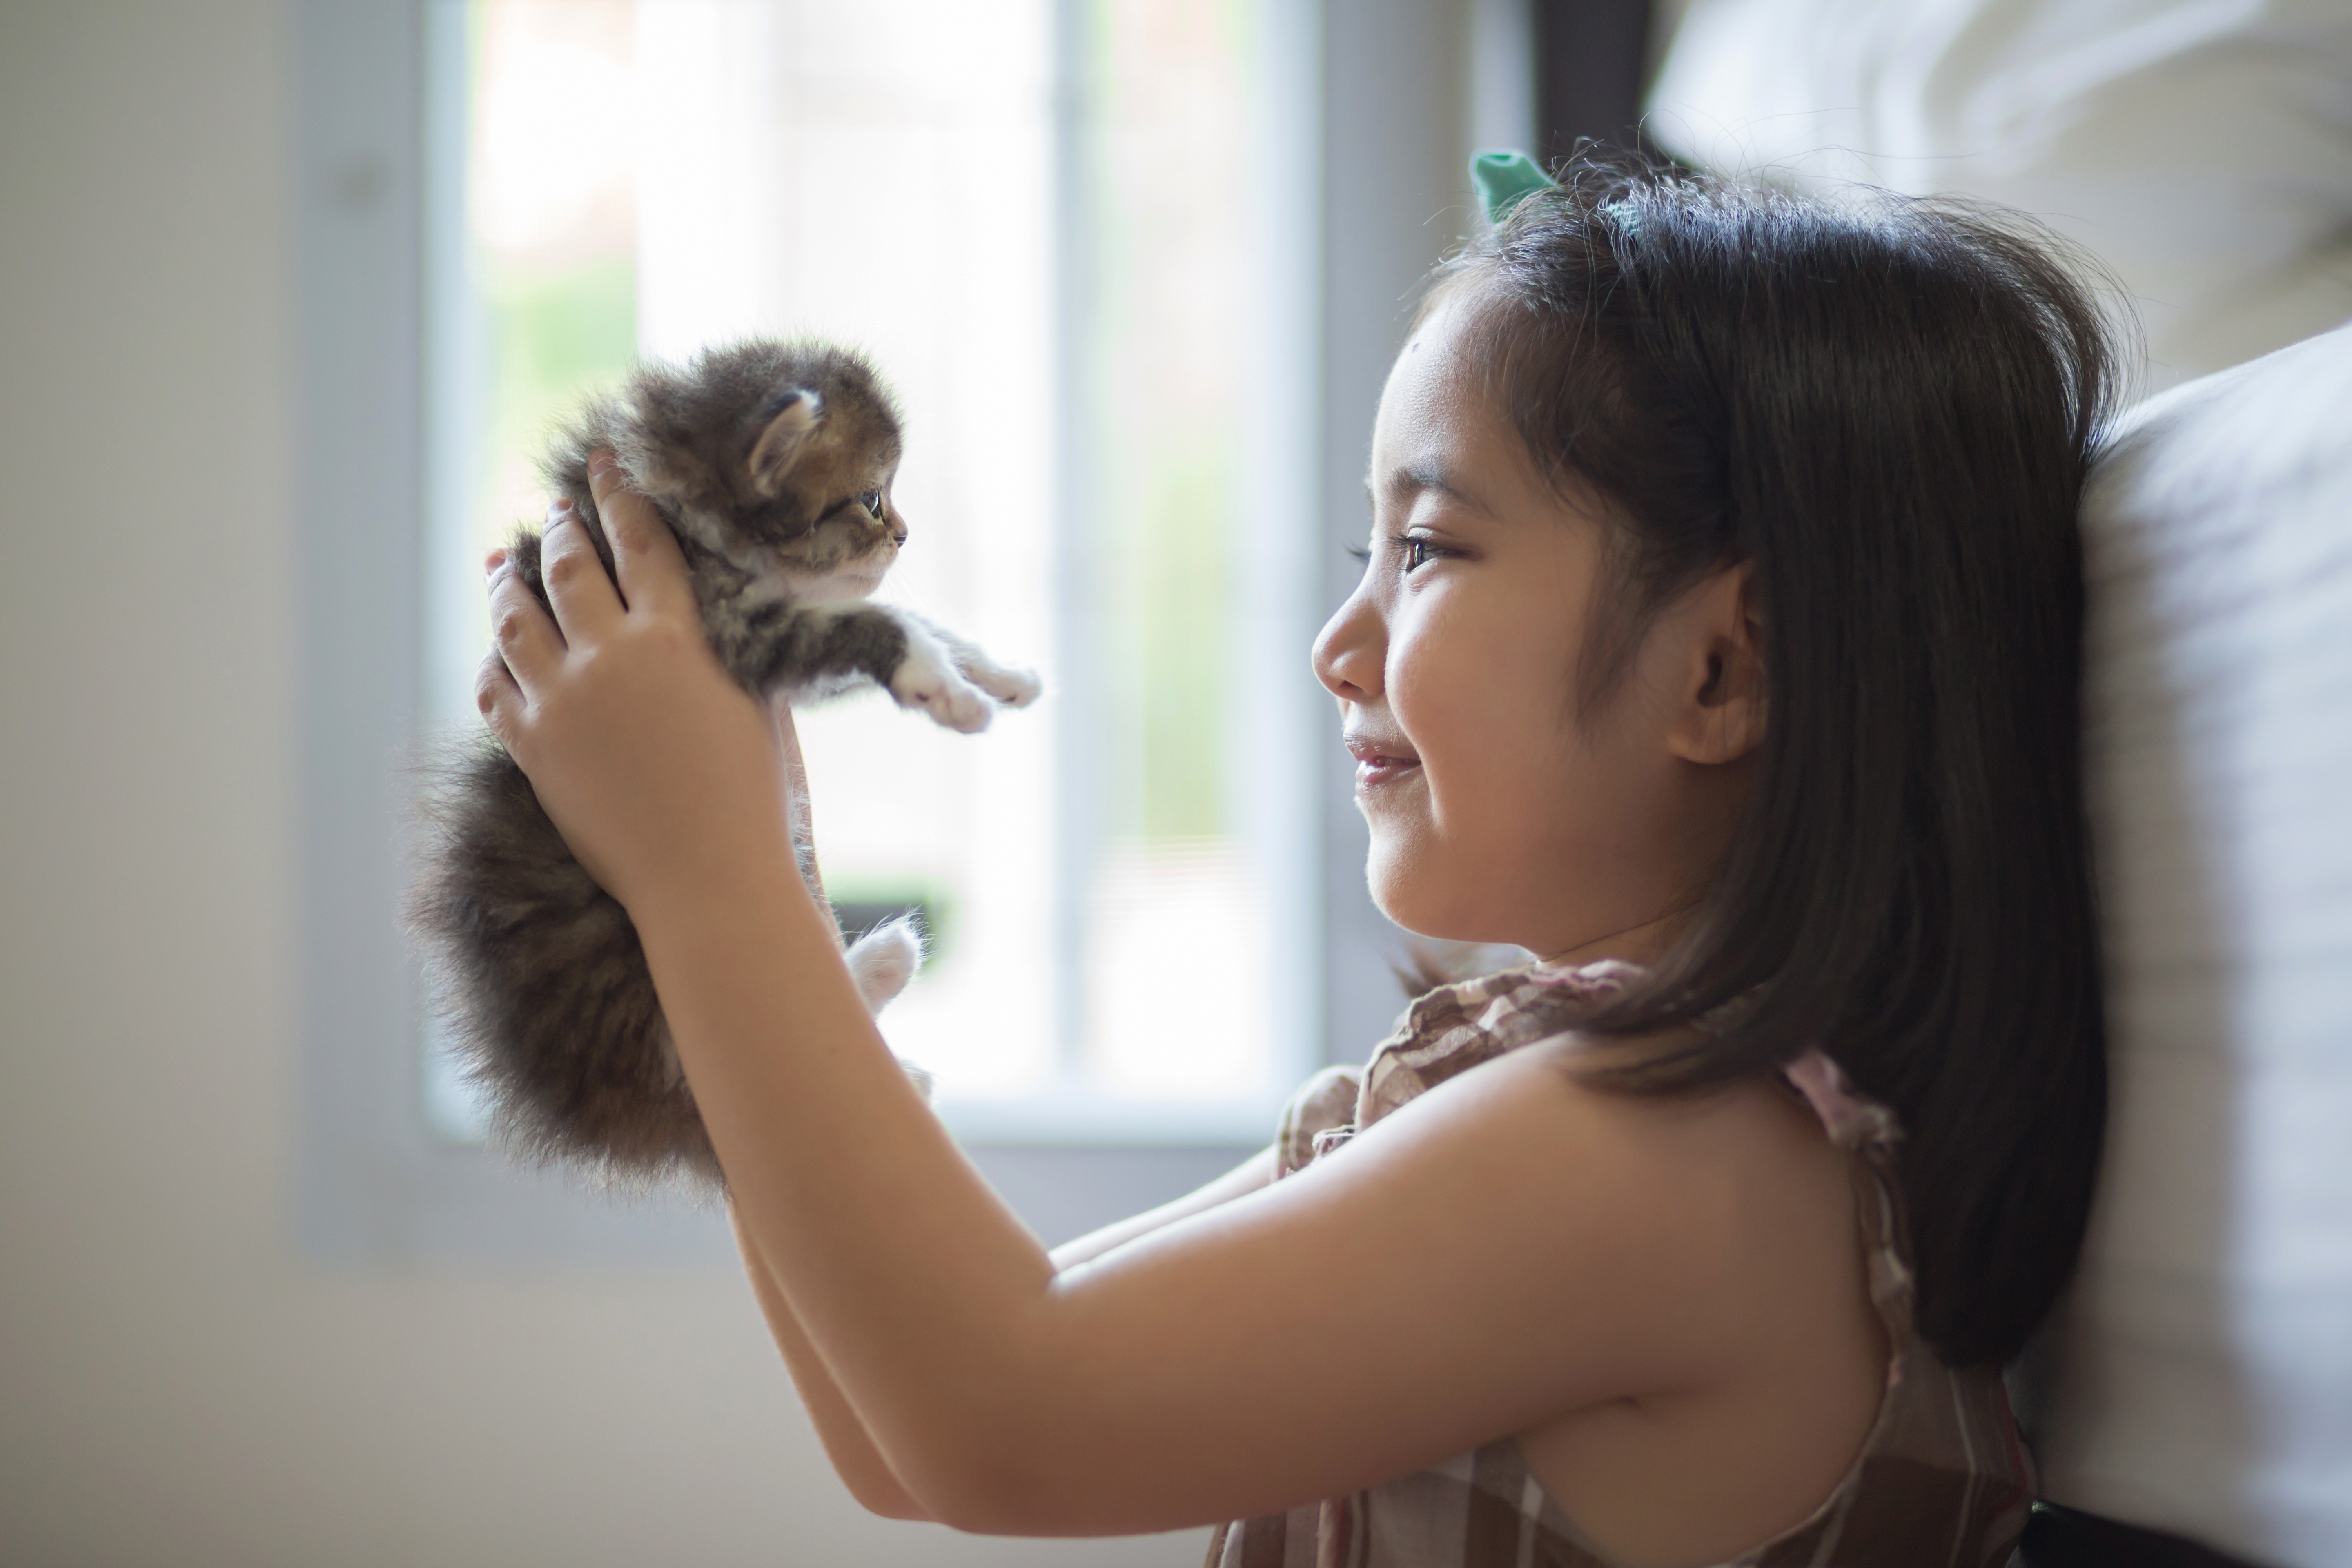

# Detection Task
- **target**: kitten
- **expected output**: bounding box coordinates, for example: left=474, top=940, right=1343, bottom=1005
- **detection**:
left=407, top=339, right=1035, bottom=1192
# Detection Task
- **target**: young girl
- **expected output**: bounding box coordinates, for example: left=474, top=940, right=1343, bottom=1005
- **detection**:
left=474, top=156, right=2114, bottom=1567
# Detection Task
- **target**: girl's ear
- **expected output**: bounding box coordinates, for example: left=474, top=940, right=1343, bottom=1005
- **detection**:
left=1664, top=564, right=1766, bottom=767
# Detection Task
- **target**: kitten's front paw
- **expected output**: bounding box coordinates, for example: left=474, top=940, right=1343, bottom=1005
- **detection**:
left=890, top=643, right=994, bottom=733
left=960, top=657, right=1042, bottom=709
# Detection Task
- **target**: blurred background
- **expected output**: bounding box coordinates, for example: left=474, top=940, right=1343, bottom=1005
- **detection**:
left=2, top=0, right=2344, bottom=1563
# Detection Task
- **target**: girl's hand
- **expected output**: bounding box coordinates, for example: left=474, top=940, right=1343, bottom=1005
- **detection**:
left=475, top=452, right=800, bottom=920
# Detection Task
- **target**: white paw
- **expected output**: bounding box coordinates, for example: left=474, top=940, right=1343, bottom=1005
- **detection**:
left=845, top=917, right=923, bottom=1014
left=960, top=657, right=1042, bottom=708
left=890, top=641, right=994, bottom=733
left=894, top=1057, right=937, bottom=1104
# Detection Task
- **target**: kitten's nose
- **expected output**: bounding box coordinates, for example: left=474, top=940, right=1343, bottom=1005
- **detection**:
left=889, top=521, right=909, bottom=548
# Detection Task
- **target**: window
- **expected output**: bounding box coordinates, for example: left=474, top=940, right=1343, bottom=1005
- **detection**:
left=419, top=0, right=1320, bottom=1149
left=293, top=0, right=1449, bottom=1260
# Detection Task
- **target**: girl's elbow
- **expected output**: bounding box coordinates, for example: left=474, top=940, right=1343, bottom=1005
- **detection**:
left=886, top=1376, right=1120, bottom=1532
left=898, top=1442, right=1094, bottom=1536
left=855, top=1490, right=939, bottom=1524
left=840, top=1467, right=937, bottom=1523
left=824, top=1446, right=938, bottom=1523
left=899, top=1461, right=1045, bottom=1535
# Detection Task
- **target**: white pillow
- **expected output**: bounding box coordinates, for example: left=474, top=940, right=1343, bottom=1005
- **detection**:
left=1644, top=0, right=2352, bottom=394
left=2042, top=320, right=2352, bottom=1566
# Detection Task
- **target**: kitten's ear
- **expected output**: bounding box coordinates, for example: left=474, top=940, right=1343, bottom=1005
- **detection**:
left=748, top=389, right=824, bottom=496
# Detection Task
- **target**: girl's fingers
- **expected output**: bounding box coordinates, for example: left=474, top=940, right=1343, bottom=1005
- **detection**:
left=586, top=452, right=697, bottom=619
left=487, top=559, right=565, bottom=699
left=540, top=498, right=625, bottom=642
left=474, top=645, right=525, bottom=744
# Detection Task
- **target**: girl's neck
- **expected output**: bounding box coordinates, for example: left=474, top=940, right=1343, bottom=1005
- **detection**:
left=1537, top=906, right=1690, bottom=971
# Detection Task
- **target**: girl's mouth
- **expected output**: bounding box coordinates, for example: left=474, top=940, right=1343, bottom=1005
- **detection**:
left=1345, top=738, right=1421, bottom=790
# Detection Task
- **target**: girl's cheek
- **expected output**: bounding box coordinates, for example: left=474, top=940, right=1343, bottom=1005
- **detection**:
left=1388, top=596, right=1484, bottom=736
left=1384, top=626, right=1439, bottom=741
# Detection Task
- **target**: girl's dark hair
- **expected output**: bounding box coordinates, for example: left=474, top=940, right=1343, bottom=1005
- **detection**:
left=1432, top=153, right=2118, bottom=1368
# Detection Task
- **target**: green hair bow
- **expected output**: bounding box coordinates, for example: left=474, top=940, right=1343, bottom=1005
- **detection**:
left=1470, top=149, right=1557, bottom=226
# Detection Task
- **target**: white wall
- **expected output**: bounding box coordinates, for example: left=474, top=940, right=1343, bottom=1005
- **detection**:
left=0, top=5, right=1210, bottom=1563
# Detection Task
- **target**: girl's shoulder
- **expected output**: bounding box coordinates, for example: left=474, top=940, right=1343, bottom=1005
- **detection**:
left=1241, top=966, right=1934, bottom=1565
left=1281, top=959, right=1878, bottom=1355
left=1284, top=958, right=1816, bottom=1176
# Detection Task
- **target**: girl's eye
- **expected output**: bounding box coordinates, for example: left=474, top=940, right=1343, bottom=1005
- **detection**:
left=1348, top=532, right=1453, bottom=572
left=1393, top=532, right=1448, bottom=572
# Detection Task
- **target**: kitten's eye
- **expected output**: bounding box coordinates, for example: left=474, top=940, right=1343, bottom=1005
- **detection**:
left=859, top=490, right=883, bottom=517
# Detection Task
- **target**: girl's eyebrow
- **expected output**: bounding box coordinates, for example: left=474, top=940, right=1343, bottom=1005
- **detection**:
left=1363, top=461, right=1498, bottom=519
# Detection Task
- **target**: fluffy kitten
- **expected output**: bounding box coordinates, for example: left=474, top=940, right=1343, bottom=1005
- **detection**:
left=408, top=339, right=1035, bottom=1192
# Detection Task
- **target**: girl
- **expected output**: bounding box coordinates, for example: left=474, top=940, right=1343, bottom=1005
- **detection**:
left=474, top=156, right=2114, bottom=1567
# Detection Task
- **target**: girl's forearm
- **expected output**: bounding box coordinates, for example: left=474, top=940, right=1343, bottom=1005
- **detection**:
left=730, top=1128, right=1273, bottom=1518
left=1047, top=1144, right=1277, bottom=1270
left=727, top=1203, right=933, bottom=1520
left=633, top=854, right=1059, bottom=1519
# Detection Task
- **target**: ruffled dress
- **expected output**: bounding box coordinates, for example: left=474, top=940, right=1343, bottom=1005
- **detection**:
left=1205, top=960, right=2034, bottom=1568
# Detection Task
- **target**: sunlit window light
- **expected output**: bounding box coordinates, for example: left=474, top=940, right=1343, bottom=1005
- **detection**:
left=420, top=0, right=1316, bottom=1149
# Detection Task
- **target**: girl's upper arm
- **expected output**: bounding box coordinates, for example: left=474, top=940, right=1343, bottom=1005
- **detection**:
left=959, top=1045, right=1776, bottom=1537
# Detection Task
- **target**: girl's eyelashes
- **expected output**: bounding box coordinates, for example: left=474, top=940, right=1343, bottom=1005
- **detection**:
left=1390, top=530, right=1457, bottom=573
left=1345, top=532, right=1463, bottom=572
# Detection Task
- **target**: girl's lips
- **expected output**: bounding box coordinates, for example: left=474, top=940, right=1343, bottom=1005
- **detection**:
left=1346, top=739, right=1421, bottom=790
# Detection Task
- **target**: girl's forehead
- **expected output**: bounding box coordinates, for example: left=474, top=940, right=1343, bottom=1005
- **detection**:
left=1374, top=316, right=1487, bottom=452
left=1371, top=321, right=1526, bottom=503
left=1388, top=295, right=1483, bottom=394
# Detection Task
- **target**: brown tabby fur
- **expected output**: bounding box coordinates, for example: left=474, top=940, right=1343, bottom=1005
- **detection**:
left=407, top=340, right=1035, bottom=1192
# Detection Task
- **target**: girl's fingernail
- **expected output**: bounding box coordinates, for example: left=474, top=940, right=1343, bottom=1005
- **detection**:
left=484, top=548, right=508, bottom=577
left=547, top=498, right=575, bottom=522
left=588, top=451, right=617, bottom=479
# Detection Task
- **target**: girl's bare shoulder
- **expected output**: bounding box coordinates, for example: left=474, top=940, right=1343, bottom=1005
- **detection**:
left=1447, top=1030, right=1862, bottom=1247
left=1346, top=1029, right=1881, bottom=1387
left=1282, top=1029, right=1870, bottom=1376
left=1487, top=1035, right=1891, bottom=1562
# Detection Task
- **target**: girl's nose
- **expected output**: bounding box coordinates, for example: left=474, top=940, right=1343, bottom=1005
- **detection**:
left=1312, top=586, right=1384, bottom=703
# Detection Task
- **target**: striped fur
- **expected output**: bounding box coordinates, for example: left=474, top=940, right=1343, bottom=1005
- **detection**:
left=407, top=340, right=1035, bottom=1192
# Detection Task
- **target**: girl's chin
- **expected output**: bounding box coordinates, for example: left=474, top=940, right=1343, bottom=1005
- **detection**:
left=1364, top=842, right=1471, bottom=939
left=1364, top=834, right=1544, bottom=949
